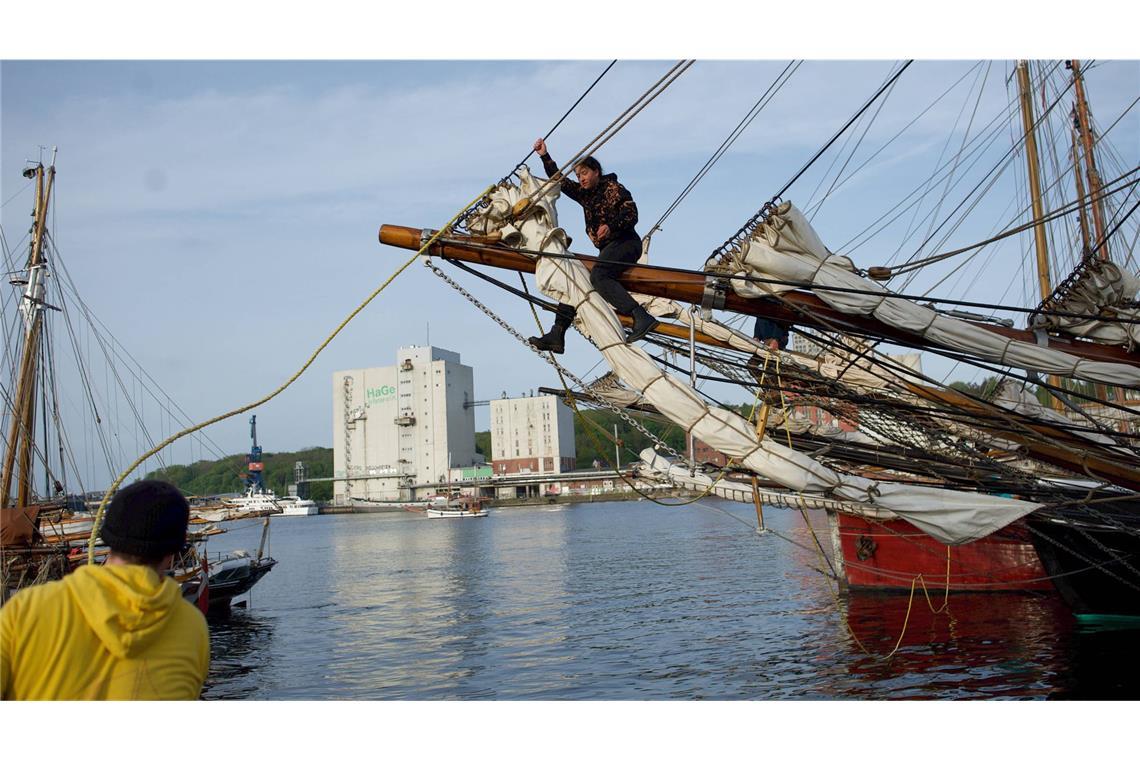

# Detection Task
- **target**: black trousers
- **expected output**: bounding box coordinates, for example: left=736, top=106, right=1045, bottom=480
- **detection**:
left=552, top=233, right=642, bottom=329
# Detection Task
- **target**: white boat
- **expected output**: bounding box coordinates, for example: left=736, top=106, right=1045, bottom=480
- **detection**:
left=277, top=496, right=319, bottom=516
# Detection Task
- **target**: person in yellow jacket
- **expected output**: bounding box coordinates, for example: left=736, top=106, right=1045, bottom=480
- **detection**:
left=1, top=480, right=209, bottom=700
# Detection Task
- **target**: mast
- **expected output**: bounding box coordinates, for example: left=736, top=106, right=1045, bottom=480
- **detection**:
left=1070, top=130, right=1094, bottom=258
left=1016, top=61, right=1054, bottom=305
left=1068, top=59, right=1128, bottom=419
left=1, top=161, right=56, bottom=508
left=1068, top=59, right=1110, bottom=260
left=1016, top=61, right=1063, bottom=410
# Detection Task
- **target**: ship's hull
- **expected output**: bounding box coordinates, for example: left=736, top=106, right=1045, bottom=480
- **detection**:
left=206, top=555, right=277, bottom=610
left=1028, top=511, right=1140, bottom=617
left=280, top=504, right=319, bottom=516
left=832, top=512, right=1054, bottom=592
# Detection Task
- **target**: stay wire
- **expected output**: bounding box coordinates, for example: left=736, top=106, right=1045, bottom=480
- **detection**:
left=647, top=61, right=801, bottom=238
left=1090, top=196, right=1140, bottom=257
left=510, top=60, right=618, bottom=177
left=503, top=60, right=694, bottom=217
left=714, top=60, right=915, bottom=257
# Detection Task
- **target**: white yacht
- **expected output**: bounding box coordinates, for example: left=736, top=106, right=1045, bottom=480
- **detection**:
left=277, top=496, right=319, bottom=516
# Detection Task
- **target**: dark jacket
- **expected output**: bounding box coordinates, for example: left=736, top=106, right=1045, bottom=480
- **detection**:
left=541, top=153, right=638, bottom=249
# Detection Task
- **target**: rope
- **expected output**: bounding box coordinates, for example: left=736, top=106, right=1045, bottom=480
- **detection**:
left=887, top=168, right=1140, bottom=276
left=85, top=185, right=496, bottom=562
left=1090, top=197, right=1140, bottom=257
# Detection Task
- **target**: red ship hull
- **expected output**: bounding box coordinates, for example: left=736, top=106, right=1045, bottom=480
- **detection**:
left=834, top=513, right=1054, bottom=592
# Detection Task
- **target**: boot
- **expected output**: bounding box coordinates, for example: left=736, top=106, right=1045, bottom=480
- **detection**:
left=528, top=326, right=566, bottom=354
left=625, top=306, right=659, bottom=344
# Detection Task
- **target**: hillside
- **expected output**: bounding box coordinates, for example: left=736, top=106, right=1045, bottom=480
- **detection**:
left=145, top=447, right=334, bottom=501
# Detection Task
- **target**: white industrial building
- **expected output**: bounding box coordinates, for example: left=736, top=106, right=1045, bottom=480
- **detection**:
left=332, top=346, right=478, bottom=504
left=490, top=392, right=576, bottom=475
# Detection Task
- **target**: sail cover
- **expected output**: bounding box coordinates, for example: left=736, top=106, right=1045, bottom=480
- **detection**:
left=464, top=171, right=1041, bottom=545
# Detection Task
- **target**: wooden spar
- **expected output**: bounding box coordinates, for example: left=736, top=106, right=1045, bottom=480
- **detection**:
left=1070, top=130, right=1094, bottom=257
left=900, top=380, right=1140, bottom=491
left=1016, top=61, right=1055, bottom=306
left=378, top=223, right=1140, bottom=370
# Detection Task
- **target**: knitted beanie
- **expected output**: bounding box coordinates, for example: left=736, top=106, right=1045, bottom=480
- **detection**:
left=99, top=480, right=189, bottom=558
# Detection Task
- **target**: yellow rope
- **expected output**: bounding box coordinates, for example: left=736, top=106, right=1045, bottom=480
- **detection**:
left=764, top=352, right=951, bottom=659
left=86, top=186, right=496, bottom=562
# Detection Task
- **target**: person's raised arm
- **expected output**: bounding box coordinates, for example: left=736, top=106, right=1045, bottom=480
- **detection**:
left=534, top=138, right=580, bottom=202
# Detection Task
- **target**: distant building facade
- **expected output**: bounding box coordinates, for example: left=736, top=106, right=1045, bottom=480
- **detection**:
left=490, top=393, right=576, bottom=475
left=332, top=346, right=477, bottom=504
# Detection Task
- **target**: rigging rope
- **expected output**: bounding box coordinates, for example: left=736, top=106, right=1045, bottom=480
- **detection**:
left=85, top=186, right=497, bottom=562
left=713, top=60, right=915, bottom=259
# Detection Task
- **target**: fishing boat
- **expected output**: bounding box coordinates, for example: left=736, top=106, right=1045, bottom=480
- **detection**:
left=378, top=59, right=1138, bottom=615
left=425, top=493, right=488, bottom=518
left=178, top=518, right=276, bottom=613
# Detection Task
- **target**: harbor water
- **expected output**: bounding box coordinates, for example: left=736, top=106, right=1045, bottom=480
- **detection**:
left=201, top=499, right=1139, bottom=700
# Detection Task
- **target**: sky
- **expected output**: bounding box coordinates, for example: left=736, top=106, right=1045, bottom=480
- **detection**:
left=2, top=5, right=1138, bottom=494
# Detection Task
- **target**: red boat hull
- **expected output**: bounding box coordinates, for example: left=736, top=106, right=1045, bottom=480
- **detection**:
left=834, top=513, right=1054, bottom=592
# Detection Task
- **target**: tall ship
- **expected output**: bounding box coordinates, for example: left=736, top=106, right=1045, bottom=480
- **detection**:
left=1, top=156, right=278, bottom=608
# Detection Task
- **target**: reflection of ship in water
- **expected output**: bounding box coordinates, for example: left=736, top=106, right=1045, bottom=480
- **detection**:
left=200, top=612, right=277, bottom=700
left=839, top=591, right=1077, bottom=696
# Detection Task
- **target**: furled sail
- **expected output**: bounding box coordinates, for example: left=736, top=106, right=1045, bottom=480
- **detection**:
left=1034, top=256, right=1140, bottom=349
left=708, top=201, right=1140, bottom=387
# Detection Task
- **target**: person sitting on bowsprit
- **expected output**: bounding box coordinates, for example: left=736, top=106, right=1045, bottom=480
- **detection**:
left=528, top=138, right=658, bottom=355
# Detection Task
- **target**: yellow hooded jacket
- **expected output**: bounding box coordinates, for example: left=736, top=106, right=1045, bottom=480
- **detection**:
left=1, top=564, right=209, bottom=700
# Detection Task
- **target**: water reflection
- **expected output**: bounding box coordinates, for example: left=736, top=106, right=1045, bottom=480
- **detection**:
left=202, top=610, right=276, bottom=699
left=837, top=591, right=1073, bottom=698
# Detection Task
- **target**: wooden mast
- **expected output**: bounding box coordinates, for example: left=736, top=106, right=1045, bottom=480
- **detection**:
left=1, top=161, right=55, bottom=509
left=1016, top=60, right=1063, bottom=410
left=1069, top=59, right=1110, bottom=260
left=1070, top=132, right=1094, bottom=258
left=1016, top=62, right=1054, bottom=301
